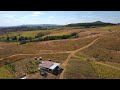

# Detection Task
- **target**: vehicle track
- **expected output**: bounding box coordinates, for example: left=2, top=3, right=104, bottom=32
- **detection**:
left=59, top=37, right=100, bottom=79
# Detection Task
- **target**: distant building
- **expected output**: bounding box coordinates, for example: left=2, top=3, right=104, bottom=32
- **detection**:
left=38, top=61, right=63, bottom=75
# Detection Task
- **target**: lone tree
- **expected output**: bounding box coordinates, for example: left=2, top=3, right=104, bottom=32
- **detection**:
left=6, top=36, right=10, bottom=41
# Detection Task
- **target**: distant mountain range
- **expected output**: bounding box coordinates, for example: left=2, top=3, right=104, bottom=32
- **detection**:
left=0, top=24, right=64, bottom=32
left=0, top=24, right=63, bottom=28
left=0, top=21, right=119, bottom=32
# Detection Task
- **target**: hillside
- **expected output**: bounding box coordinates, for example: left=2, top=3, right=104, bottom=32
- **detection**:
left=66, top=21, right=116, bottom=28
left=0, top=25, right=120, bottom=79
left=76, top=32, right=120, bottom=63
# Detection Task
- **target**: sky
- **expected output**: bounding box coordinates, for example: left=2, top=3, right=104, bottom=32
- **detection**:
left=0, top=11, right=120, bottom=26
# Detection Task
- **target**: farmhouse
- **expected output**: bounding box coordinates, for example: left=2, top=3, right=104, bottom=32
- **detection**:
left=38, top=61, right=63, bottom=75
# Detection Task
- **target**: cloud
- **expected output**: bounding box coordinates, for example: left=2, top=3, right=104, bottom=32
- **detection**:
left=31, top=11, right=44, bottom=16
left=3, top=14, right=15, bottom=18
left=48, top=16, right=55, bottom=19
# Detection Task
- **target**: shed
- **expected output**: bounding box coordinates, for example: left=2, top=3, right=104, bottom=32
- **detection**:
left=39, top=61, right=63, bottom=75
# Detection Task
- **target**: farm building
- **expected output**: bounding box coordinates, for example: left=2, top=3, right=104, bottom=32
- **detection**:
left=38, top=61, right=63, bottom=75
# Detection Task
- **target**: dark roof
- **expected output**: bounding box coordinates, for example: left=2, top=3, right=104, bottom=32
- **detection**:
left=39, top=61, right=54, bottom=69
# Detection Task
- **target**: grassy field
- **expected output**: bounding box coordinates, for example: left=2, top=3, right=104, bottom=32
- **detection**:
left=28, top=36, right=97, bottom=51
left=0, top=34, right=97, bottom=59
left=0, top=66, right=14, bottom=79
left=103, top=61, right=120, bottom=68
left=91, top=62, right=120, bottom=79
left=76, top=32, right=120, bottom=63
left=0, top=28, right=82, bottom=38
left=64, top=57, right=98, bottom=79
left=87, top=25, right=120, bottom=31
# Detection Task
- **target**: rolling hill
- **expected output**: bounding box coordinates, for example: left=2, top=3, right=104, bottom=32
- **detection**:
left=0, top=24, right=120, bottom=79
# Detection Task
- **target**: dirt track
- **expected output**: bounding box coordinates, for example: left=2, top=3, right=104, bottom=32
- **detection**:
left=59, top=36, right=120, bottom=79
left=59, top=37, right=100, bottom=79
left=0, top=51, right=73, bottom=61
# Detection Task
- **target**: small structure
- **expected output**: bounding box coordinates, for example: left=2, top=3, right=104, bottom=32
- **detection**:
left=20, top=75, right=27, bottom=79
left=38, top=61, right=63, bottom=75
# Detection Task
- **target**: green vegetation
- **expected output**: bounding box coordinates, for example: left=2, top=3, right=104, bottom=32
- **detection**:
left=0, top=31, right=79, bottom=45
left=5, top=63, right=16, bottom=72
left=0, top=67, right=14, bottom=79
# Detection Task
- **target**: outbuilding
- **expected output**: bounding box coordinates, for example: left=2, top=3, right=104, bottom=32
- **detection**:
left=38, top=61, right=63, bottom=75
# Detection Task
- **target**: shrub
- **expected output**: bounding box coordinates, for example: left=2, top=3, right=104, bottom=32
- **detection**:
left=35, top=33, right=45, bottom=38
left=19, top=40, right=27, bottom=45
left=71, top=32, right=78, bottom=36
left=5, top=64, right=16, bottom=72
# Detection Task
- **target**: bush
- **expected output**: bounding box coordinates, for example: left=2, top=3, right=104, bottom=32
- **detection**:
left=5, top=64, right=16, bottom=72
left=61, top=35, right=71, bottom=39
left=11, top=36, right=17, bottom=41
left=19, top=40, right=27, bottom=45
left=29, top=69, right=37, bottom=74
left=35, top=33, right=45, bottom=38
left=71, top=32, right=78, bottom=36
left=27, top=67, right=37, bottom=74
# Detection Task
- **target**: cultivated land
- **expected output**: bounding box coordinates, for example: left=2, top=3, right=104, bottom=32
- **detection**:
left=0, top=26, right=120, bottom=79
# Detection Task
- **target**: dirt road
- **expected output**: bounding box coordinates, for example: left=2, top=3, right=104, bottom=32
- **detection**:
left=0, top=51, right=73, bottom=61
left=59, top=37, right=100, bottom=79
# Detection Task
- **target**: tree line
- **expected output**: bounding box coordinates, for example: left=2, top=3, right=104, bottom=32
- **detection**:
left=0, top=32, right=78, bottom=45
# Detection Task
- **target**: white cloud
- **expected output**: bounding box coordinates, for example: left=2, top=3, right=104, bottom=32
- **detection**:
left=31, top=11, right=44, bottom=16
left=3, top=14, right=15, bottom=18
left=48, top=16, right=55, bottom=19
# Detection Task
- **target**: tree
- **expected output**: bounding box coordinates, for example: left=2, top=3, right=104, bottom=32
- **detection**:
left=6, top=36, right=10, bottom=41
left=11, top=36, right=17, bottom=41
left=18, top=36, right=25, bottom=41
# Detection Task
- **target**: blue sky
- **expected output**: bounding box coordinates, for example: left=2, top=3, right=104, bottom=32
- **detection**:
left=0, top=11, right=120, bottom=26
